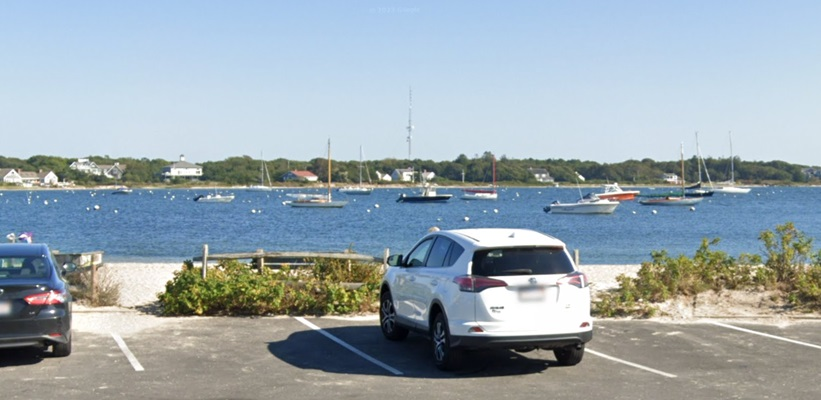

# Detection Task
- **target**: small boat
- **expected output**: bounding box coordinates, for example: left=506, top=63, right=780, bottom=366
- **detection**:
left=596, top=183, right=640, bottom=201
left=397, top=183, right=452, bottom=203
left=338, top=146, right=373, bottom=195
left=640, top=143, right=704, bottom=206
left=712, top=132, right=751, bottom=194
left=461, top=155, right=498, bottom=200
left=639, top=196, right=703, bottom=206
left=289, top=139, right=348, bottom=208
left=684, top=182, right=714, bottom=197
left=111, top=186, right=133, bottom=195
left=193, top=192, right=235, bottom=203
left=545, top=193, right=620, bottom=214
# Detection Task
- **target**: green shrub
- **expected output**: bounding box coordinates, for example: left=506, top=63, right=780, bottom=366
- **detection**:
left=158, top=259, right=382, bottom=316
left=593, top=222, right=821, bottom=318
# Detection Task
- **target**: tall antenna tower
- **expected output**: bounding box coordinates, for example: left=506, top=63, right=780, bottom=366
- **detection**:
left=406, top=87, right=413, bottom=160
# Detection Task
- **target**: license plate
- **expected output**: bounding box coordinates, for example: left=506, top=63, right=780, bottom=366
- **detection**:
left=0, top=301, right=11, bottom=316
left=518, top=287, right=545, bottom=301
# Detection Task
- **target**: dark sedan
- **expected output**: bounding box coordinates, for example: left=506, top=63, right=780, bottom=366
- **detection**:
left=0, top=243, right=76, bottom=356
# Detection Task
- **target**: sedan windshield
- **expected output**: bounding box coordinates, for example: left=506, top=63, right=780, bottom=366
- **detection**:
left=471, top=247, right=574, bottom=276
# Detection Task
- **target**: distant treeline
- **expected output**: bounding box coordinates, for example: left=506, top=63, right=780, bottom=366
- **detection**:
left=0, top=152, right=817, bottom=186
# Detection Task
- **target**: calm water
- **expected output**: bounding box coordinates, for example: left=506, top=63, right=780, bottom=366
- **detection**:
left=1, top=186, right=819, bottom=264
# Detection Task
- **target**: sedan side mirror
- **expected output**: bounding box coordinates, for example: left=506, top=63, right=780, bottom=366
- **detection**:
left=61, top=262, right=78, bottom=275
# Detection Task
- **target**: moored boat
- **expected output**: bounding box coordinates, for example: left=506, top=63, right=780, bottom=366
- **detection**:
left=193, top=193, right=235, bottom=203
left=397, top=183, right=452, bottom=203
left=596, top=183, right=640, bottom=201
left=545, top=193, right=619, bottom=214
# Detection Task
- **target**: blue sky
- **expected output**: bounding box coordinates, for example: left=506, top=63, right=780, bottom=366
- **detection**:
left=2, top=1, right=820, bottom=165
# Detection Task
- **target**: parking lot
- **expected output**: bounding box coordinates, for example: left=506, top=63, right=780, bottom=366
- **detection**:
left=2, top=312, right=820, bottom=400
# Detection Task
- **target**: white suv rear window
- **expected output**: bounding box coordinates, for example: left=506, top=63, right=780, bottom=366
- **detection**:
left=471, top=247, right=574, bottom=276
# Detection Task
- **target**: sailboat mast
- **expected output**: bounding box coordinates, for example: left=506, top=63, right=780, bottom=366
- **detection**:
left=406, top=87, right=413, bottom=160
left=327, top=139, right=332, bottom=201
left=728, top=131, right=735, bottom=183
left=680, top=142, right=685, bottom=195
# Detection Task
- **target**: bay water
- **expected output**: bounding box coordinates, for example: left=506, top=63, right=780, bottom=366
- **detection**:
left=1, top=186, right=819, bottom=265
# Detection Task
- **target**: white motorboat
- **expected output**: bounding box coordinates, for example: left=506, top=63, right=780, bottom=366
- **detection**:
left=193, top=193, right=235, bottom=203
left=545, top=193, right=619, bottom=214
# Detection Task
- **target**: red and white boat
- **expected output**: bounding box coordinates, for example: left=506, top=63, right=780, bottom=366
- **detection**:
left=596, top=183, right=640, bottom=201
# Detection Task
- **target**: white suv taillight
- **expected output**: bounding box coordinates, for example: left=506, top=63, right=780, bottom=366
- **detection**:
left=24, top=290, right=67, bottom=305
left=557, top=271, right=589, bottom=288
left=453, top=275, right=508, bottom=292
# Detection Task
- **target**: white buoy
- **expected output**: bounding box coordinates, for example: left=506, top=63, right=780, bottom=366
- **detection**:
left=366, top=209, right=371, bottom=213
left=374, top=204, right=380, bottom=208
left=437, top=217, right=442, bottom=222
left=251, top=209, right=257, bottom=214
left=632, top=211, right=636, bottom=214
left=114, top=209, right=119, bottom=214
left=93, top=205, right=100, bottom=210
left=463, top=216, right=470, bottom=222
left=493, top=209, right=499, bottom=213
left=43, top=200, right=49, bottom=205
left=651, top=209, right=657, bottom=214
left=689, top=206, right=696, bottom=211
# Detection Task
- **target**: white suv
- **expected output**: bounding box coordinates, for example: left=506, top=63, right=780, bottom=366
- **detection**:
left=380, top=228, right=592, bottom=370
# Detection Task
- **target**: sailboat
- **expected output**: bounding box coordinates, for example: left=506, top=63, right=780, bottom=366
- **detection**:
left=640, top=144, right=704, bottom=206
left=712, top=131, right=751, bottom=194
left=247, top=152, right=274, bottom=192
left=684, top=132, right=714, bottom=198
left=338, top=146, right=373, bottom=195
left=461, top=155, right=498, bottom=200
left=288, top=139, right=348, bottom=208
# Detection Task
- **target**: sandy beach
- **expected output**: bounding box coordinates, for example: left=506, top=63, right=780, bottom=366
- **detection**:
left=96, top=262, right=641, bottom=308
left=86, top=262, right=820, bottom=325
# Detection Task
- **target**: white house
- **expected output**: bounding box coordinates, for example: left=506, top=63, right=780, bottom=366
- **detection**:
left=70, top=158, right=103, bottom=175
left=375, top=171, right=392, bottom=182
left=527, top=168, right=554, bottom=183
left=162, top=155, right=203, bottom=179
left=662, top=173, right=680, bottom=184
left=38, top=171, right=59, bottom=186
left=391, top=168, right=415, bottom=182
left=0, top=169, right=22, bottom=184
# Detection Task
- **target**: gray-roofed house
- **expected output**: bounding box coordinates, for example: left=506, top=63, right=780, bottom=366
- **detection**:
left=391, top=168, right=415, bottom=182
left=162, top=155, right=203, bottom=179
left=99, top=162, right=127, bottom=180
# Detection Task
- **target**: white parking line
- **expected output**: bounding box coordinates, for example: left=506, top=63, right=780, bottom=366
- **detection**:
left=293, top=317, right=404, bottom=376
left=111, top=333, right=145, bottom=372
left=587, top=349, right=677, bottom=378
left=708, top=321, right=821, bottom=350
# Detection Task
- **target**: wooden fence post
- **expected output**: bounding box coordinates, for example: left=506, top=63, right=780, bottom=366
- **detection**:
left=91, top=261, right=97, bottom=305
left=256, top=248, right=264, bottom=269
left=202, top=244, right=209, bottom=280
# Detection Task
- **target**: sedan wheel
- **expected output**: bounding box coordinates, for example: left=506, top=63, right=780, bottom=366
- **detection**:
left=431, top=312, right=462, bottom=370
left=52, top=333, right=72, bottom=357
left=380, top=290, right=408, bottom=341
